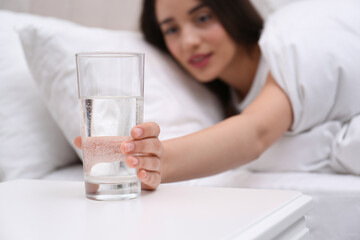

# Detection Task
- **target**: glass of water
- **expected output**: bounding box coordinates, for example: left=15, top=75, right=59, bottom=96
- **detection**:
left=76, top=52, right=144, bottom=201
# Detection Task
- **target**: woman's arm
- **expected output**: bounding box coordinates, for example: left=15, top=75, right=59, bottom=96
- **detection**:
left=161, top=73, right=293, bottom=182
left=75, top=73, right=293, bottom=189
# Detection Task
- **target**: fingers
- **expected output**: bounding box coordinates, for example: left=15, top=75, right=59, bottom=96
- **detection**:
left=128, top=123, right=162, bottom=190
left=74, top=132, right=161, bottom=190
left=138, top=170, right=161, bottom=190
left=131, top=122, right=160, bottom=140
left=124, top=143, right=162, bottom=190
left=121, top=138, right=162, bottom=157
left=74, top=136, right=82, bottom=149
left=126, top=155, right=161, bottom=172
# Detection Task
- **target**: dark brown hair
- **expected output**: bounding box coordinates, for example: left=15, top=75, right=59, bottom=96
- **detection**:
left=140, top=0, right=263, bottom=115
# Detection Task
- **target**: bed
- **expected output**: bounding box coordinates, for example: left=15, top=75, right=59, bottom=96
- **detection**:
left=1, top=0, right=360, bottom=239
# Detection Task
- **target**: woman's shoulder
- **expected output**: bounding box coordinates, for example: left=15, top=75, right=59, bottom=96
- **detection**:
left=258, top=0, right=360, bottom=134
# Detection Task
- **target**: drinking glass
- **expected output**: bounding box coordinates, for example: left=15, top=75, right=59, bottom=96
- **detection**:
left=76, top=52, right=144, bottom=201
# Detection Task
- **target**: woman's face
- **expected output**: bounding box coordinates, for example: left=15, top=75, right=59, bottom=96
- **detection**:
left=156, top=0, right=239, bottom=82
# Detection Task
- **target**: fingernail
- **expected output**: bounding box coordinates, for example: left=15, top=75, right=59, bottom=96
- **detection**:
left=124, top=142, right=135, bottom=152
left=133, top=128, right=143, bottom=138
left=131, top=156, right=138, bottom=166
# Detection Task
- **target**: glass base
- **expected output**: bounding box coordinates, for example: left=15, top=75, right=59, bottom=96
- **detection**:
left=85, top=180, right=141, bottom=201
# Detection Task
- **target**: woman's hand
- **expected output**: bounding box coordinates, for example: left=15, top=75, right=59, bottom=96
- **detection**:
left=73, top=122, right=163, bottom=190
left=121, top=122, right=163, bottom=190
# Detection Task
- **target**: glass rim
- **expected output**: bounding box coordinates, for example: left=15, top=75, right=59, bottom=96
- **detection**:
left=75, top=51, right=145, bottom=58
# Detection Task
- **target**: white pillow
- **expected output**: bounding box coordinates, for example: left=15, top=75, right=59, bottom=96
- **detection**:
left=16, top=12, right=223, bottom=159
left=0, top=10, right=78, bottom=181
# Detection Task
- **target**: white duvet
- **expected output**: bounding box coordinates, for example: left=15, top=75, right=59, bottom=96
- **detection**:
left=236, top=0, right=360, bottom=174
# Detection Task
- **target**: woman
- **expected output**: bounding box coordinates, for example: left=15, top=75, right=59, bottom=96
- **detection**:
left=75, top=0, right=360, bottom=190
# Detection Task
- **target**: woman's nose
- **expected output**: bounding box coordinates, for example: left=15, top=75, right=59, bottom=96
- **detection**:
left=181, top=25, right=201, bottom=50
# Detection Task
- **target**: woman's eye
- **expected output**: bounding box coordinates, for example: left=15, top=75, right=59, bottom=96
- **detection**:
left=164, top=27, right=178, bottom=35
left=196, top=14, right=211, bottom=23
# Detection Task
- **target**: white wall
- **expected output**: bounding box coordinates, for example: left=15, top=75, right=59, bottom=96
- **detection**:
left=0, top=0, right=301, bottom=30
left=0, top=0, right=143, bottom=31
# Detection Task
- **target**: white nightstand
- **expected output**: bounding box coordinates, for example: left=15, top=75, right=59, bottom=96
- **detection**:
left=0, top=180, right=311, bottom=240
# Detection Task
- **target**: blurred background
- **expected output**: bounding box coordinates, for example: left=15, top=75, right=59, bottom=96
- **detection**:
left=0, top=0, right=297, bottom=31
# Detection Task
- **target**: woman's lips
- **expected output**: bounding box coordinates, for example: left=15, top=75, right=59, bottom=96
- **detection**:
left=188, top=53, right=212, bottom=68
